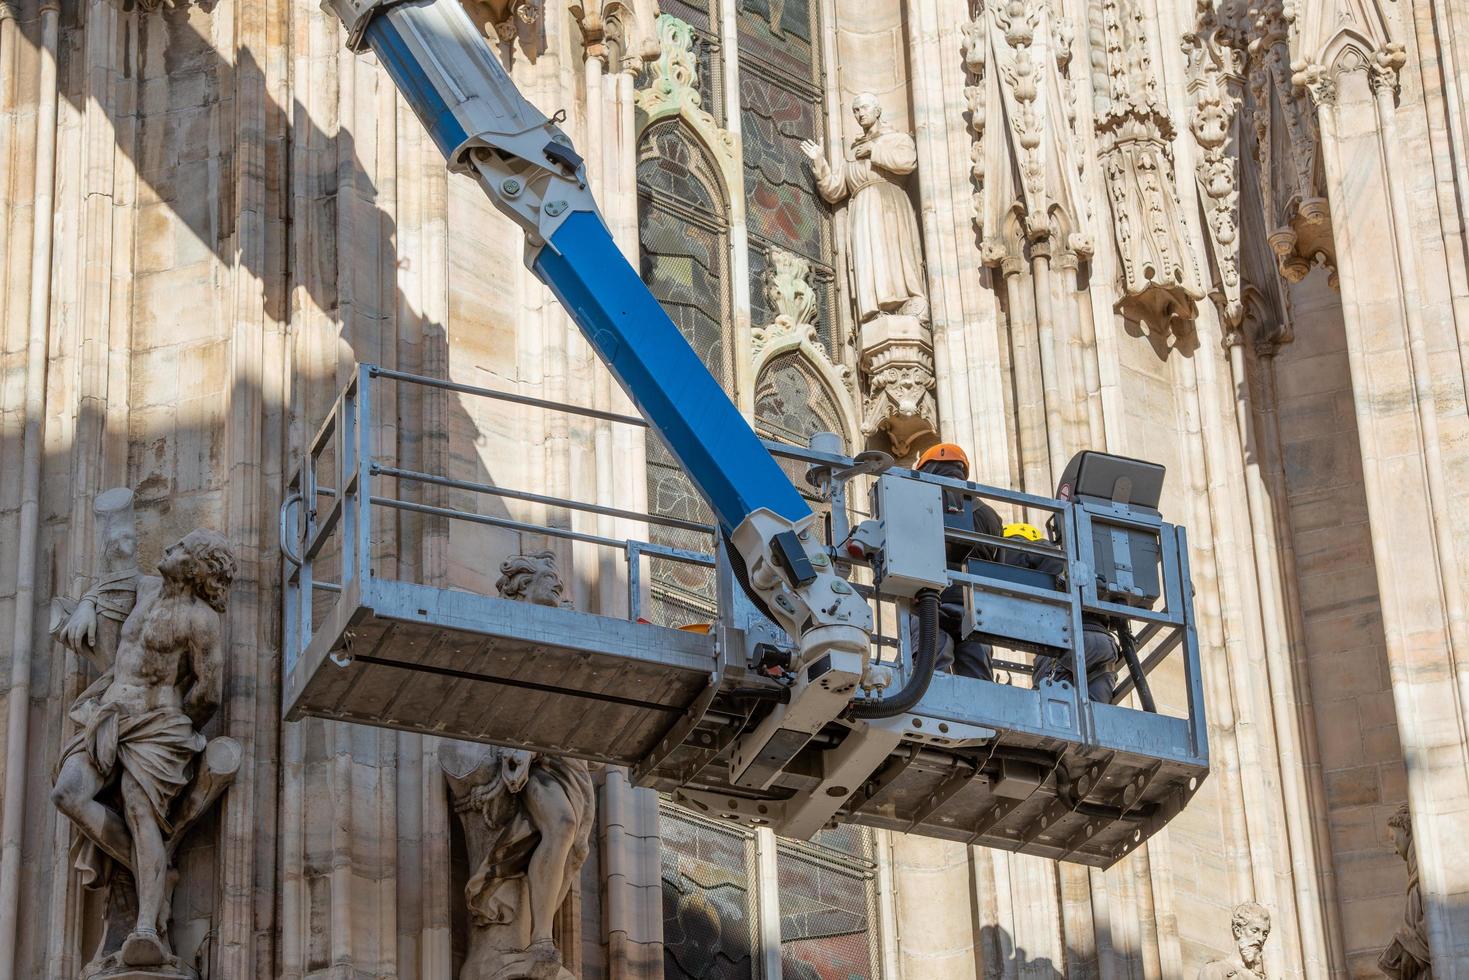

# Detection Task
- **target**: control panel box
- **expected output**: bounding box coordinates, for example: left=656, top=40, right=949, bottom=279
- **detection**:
left=872, top=474, right=949, bottom=597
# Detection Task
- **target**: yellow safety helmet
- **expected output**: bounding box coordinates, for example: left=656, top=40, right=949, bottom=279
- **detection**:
left=915, top=442, right=970, bottom=477
left=1003, top=522, right=1043, bottom=542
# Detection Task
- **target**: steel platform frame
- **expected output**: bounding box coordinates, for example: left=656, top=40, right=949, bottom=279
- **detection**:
left=281, top=365, right=1209, bottom=867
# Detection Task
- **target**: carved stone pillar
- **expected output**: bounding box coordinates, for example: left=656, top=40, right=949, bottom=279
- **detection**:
left=1294, top=10, right=1469, bottom=971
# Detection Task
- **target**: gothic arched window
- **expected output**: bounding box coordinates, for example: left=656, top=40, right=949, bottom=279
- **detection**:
left=638, top=120, right=730, bottom=625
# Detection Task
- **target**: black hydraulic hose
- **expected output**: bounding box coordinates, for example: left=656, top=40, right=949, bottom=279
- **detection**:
left=847, top=589, right=941, bottom=719
left=1116, top=620, right=1157, bottom=713
left=722, top=532, right=782, bottom=627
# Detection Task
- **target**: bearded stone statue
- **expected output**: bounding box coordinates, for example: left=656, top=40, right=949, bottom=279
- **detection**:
left=1199, top=901, right=1271, bottom=979
left=441, top=552, right=596, bottom=980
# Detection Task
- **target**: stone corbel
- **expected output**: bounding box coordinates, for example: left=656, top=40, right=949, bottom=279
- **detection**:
left=858, top=315, right=938, bottom=458
left=463, top=0, right=545, bottom=58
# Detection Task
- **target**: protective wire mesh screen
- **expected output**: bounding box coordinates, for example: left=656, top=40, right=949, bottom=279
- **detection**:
left=662, top=805, right=761, bottom=979
left=753, top=352, right=846, bottom=448
left=638, top=122, right=729, bottom=626
left=736, top=0, right=818, bottom=84
left=776, top=832, right=880, bottom=979
left=740, top=72, right=829, bottom=265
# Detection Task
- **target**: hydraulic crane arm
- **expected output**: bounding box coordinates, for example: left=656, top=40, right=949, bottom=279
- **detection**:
left=322, top=0, right=876, bottom=772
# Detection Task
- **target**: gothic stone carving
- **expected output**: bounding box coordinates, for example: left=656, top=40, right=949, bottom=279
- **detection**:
left=571, top=0, right=662, bottom=72
left=1092, top=0, right=1205, bottom=333
left=1198, top=901, right=1271, bottom=979
left=635, top=14, right=739, bottom=192
left=441, top=552, right=596, bottom=980
left=1379, top=804, right=1432, bottom=978
left=801, top=95, right=936, bottom=456
left=50, top=488, right=240, bottom=979
left=1244, top=0, right=1335, bottom=284
left=1184, top=0, right=1248, bottom=326
left=751, top=246, right=843, bottom=375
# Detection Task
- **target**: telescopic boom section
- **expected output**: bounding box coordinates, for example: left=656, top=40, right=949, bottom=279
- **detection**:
left=322, top=0, right=872, bottom=689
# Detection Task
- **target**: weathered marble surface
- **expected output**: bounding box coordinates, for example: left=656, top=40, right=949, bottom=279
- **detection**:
left=0, top=0, right=1467, bottom=975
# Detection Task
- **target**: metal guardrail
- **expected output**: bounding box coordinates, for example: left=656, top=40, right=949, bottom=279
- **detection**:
left=281, top=364, right=724, bottom=675
left=282, top=363, right=1204, bottom=751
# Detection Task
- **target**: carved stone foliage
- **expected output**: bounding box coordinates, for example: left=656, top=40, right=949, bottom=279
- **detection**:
left=1198, top=901, right=1271, bottom=979
left=635, top=14, right=740, bottom=194
left=1184, top=0, right=1248, bottom=326
left=442, top=552, right=596, bottom=980
left=1090, top=0, right=1204, bottom=333
left=1242, top=0, right=1336, bottom=285
left=750, top=246, right=858, bottom=445
left=50, top=489, right=240, bottom=979
left=751, top=246, right=823, bottom=359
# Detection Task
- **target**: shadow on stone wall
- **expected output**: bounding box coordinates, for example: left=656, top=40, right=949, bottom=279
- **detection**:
left=979, top=923, right=1065, bottom=978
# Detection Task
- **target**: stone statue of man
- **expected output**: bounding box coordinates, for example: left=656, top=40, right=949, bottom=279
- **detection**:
left=1198, top=901, right=1270, bottom=979
left=801, top=92, right=929, bottom=324
left=51, top=516, right=236, bottom=973
left=1379, top=804, right=1432, bottom=978
left=441, top=551, right=595, bottom=980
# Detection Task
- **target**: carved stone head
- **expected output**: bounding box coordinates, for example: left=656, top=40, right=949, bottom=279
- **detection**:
left=851, top=92, right=882, bottom=131
left=1387, top=802, right=1413, bottom=860
left=159, top=528, right=237, bottom=613
left=496, top=551, right=565, bottom=607
left=1230, top=901, right=1270, bottom=967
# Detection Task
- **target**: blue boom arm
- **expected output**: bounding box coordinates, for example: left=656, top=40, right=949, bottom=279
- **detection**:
left=361, top=0, right=807, bottom=533
left=326, top=0, right=875, bottom=793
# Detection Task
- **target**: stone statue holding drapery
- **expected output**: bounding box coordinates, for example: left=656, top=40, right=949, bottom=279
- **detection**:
left=50, top=487, right=240, bottom=979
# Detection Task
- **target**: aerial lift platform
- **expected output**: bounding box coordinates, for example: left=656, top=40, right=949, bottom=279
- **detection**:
left=283, top=0, right=1209, bottom=869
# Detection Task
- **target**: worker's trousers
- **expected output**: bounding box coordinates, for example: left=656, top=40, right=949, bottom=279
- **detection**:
left=908, top=615, right=994, bottom=681
left=1034, top=625, right=1119, bottom=703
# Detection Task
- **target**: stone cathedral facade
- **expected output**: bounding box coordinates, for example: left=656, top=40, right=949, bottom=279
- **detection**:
left=1, top=0, right=1468, bottom=973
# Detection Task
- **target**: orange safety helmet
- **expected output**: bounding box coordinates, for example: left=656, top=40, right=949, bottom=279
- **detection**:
left=915, top=443, right=970, bottom=477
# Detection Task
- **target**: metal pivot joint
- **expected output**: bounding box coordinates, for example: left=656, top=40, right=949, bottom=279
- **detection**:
left=323, top=0, right=599, bottom=253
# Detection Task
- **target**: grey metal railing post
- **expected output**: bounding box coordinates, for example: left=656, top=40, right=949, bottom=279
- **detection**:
left=339, top=374, right=357, bottom=588
left=356, top=364, right=375, bottom=595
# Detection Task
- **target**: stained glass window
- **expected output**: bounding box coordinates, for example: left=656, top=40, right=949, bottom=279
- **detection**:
left=661, top=804, right=760, bottom=980
left=737, top=0, right=842, bottom=356
left=638, top=120, right=728, bottom=626
left=777, top=830, right=880, bottom=979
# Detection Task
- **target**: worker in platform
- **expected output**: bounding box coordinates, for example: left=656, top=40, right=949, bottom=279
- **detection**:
left=1015, top=487, right=1122, bottom=703
left=911, top=443, right=999, bottom=681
